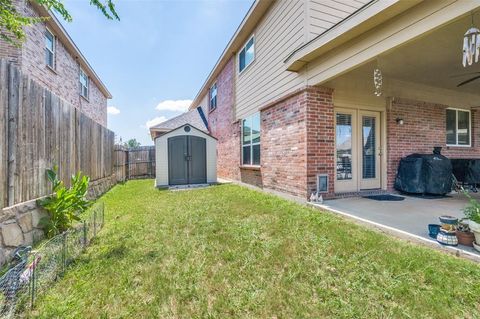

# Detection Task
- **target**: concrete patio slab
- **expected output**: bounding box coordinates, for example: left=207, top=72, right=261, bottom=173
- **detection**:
left=310, top=192, right=480, bottom=261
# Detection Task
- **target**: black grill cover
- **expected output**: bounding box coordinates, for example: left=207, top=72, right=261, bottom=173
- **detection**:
left=394, top=155, right=425, bottom=194
left=394, top=154, right=452, bottom=195
left=452, top=159, right=480, bottom=184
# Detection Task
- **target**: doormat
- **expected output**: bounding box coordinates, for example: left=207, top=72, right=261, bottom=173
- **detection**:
left=362, top=194, right=405, bottom=201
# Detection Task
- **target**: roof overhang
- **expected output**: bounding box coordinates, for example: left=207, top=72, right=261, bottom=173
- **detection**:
left=304, top=0, right=480, bottom=87
left=189, top=0, right=273, bottom=110
left=30, top=1, right=113, bottom=99
left=285, top=0, right=421, bottom=72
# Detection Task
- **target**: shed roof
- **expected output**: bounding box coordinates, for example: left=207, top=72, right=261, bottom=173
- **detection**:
left=149, top=107, right=208, bottom=139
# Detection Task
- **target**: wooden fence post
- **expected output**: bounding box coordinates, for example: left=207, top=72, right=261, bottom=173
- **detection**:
left=7, top=63, right=19, bottom=207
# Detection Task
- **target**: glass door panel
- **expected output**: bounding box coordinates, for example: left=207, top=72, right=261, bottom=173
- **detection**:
left=362, top=116, right=376, bottom=179
left=336, top=113, right=352, bottom=181
left=359, top=111, right=381, bottom=190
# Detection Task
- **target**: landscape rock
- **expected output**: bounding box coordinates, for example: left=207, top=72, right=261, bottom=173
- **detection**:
left=1, top=222, right=24, bottom=247
left=31, top=209, right=48, bottom=228
left=17, top=212, right=33, bottom=233
left=23, top=231, right=34, bottom=246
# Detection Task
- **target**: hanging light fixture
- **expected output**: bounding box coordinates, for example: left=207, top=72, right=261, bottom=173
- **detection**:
left=462, top=12, right=480, bottom=67
left=373, top=68, right=383, bottom=96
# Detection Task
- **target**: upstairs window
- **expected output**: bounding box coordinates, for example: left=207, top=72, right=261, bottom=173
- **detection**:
left=242, top=113, right=260, bottom=166
left=45, top=29, right=55, bottom=69
left=209, top=83, right=217, bottom=111
left=238, top=35, right=255, bottom=73
left=446, top=108, right=471, bottom=146
left=80, top=68, right=89, bottom=99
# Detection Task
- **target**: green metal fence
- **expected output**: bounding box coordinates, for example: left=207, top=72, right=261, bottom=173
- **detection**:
left=0, top=202, right=105, bottom=318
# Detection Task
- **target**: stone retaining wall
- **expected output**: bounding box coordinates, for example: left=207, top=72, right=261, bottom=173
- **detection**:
left=0, top=175, right=116, bottom=266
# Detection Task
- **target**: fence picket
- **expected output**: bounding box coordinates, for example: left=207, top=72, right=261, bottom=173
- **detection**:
left=0, top=60, right=116, bottom=207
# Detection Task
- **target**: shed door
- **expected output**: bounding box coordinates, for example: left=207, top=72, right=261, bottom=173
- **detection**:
left=168, top=136, right=188, bottom=185
left=168, top=135, right=207, bottom=185
left=188, top=136, right=207, bottom=184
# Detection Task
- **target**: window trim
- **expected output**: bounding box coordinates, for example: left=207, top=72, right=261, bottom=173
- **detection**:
left=79, top=68, right=89, bottom=100
left=446, top=107, right=471, bottom=147
left=209, top=83, right=217, bottom=112
left=241, top=113, right=261, bottom=167
left=238, top=34, right=255, bottom=75
left=45, top=28, right=56, bottom=70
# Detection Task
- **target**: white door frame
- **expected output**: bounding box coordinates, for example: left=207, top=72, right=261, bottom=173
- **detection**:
left=334, top=107, right=384, bottom=193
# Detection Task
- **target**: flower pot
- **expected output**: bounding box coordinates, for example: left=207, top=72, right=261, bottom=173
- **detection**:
left=428, top=224, right=441, bottom=239
left=468, top=220, right=480, bottom=244
left=436, top=229, right=458, bottom=246
left=456, top=231, right=475, bottom=247
left=439, top=215, right=458, bottom=231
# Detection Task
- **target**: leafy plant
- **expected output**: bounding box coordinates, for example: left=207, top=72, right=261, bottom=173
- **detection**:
left=37, top=166, right=92, bottom=238
left=463, top=191, right=480, bottom=224
left=1, top=0, right=119, bottom=46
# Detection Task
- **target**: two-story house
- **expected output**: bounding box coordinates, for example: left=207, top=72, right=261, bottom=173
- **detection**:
left=0, top=0, right=111, bottom=126
left=186, top=0, right=480, bottom=200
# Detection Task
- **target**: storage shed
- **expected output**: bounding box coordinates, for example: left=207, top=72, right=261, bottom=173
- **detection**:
left=150, top=108, right=217, bottom=187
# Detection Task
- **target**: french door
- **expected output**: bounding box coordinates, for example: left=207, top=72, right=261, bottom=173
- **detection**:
left=335, top=108, right=381, bottom=193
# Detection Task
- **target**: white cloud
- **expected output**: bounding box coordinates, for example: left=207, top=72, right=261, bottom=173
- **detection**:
left=145, top=116, right=168, bottom=128
left=107, top=106, right=120, bottom=115
left=155, top=99, right=192, bottom=112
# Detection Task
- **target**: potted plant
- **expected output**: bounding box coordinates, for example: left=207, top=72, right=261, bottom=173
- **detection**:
left=463, top=191, right=480, bottom=251
left=456, top=219, right=475, bottom=247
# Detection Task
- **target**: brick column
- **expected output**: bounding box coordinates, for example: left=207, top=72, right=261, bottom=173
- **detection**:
left=306, top=87, right=335, bottom=198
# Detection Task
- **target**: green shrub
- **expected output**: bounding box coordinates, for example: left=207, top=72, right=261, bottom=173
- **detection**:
left=37, top=166, right=92, bottom=238
left=463, top=191, right=480, bottom=224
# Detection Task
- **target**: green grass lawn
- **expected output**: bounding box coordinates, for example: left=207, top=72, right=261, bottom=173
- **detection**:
left=30, top=180, right=480, bottom=318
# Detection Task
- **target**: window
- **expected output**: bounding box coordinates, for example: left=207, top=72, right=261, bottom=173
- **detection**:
left=209, top=83, right=217, bottom=111
left=446, top=108, right=471, bottom=146
left=45, top=29, right=55, bottom=69
left=238, top=35, right=255, bottom=73
left=80, top=68, right=89, bottom=99
left=242, top=113, right=260, bottom=166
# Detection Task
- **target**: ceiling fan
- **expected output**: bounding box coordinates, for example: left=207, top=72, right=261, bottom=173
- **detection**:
left=451, top=71, right=480, bottom=87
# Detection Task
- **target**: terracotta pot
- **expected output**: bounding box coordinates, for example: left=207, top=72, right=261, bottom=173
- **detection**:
left=456, top=231, right=475, bottom=247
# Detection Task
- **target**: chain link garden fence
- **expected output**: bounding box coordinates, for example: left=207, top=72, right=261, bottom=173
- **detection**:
left=0, top=202, right=105, bottom=318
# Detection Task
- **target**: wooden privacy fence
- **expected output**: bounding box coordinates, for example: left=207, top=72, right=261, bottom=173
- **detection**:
left=0, top=60, right=115, bottom=209
left=114, top=146, right=155, bottom=182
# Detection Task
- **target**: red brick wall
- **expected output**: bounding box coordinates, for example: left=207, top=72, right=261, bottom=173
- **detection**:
left=261, top=91, right=308, bottom=198
left=0, top=0, right=108, bottom=126
left=208, top=57, right=241, bottom=181
left=305, top=87, right=335, bottom=198
left=387, top=97, right=480, bottom=190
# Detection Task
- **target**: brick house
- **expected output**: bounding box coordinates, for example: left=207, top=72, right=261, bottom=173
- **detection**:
left=0, top=0, right=112, bottom=126
left=179, top=0, right=480, bottom=199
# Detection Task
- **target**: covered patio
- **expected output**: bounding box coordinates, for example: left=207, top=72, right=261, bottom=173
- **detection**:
left=312, top=192, right=480, bottom=260
left=320, top=11, right=480, bottom=196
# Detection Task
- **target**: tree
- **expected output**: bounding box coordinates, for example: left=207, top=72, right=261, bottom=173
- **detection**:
left=0, top=0, right=119, bottom=46
left=124, top=138, right=141, bottom=148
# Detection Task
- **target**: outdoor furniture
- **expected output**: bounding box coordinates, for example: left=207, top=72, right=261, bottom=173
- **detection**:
left=451, top=159, right=480, bottom=191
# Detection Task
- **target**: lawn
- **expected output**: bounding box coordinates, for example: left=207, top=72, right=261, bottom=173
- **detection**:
left=31, top=180, right=480, bottom=318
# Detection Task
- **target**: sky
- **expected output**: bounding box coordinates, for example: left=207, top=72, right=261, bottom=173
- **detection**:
left=58, top=0, right=254, bottom=145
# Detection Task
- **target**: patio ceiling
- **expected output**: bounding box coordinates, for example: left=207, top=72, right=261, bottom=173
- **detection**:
left=378, top=14, right=480, bottom=96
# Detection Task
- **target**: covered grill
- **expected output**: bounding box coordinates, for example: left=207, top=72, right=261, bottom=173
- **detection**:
left=394, top=152, right=452, bottom=195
